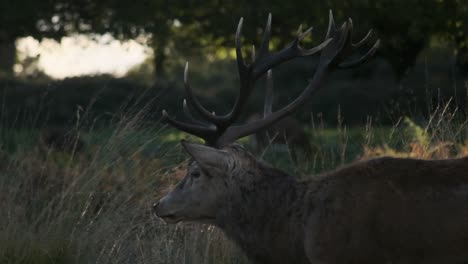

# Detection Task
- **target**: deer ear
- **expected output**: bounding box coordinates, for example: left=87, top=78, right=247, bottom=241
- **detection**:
left=181, top=140, right=229, bottom=170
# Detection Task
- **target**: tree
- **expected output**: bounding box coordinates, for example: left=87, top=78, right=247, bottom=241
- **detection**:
left=2, top=0, right=465, bottom=81
left=441, top=0, right=468, bottom=73
left=0, top=1, right=54, bottom=76
left=0, top=0, right=109, bottom=76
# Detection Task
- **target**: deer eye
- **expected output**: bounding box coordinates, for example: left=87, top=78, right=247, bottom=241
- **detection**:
left=191, top=171, right=201, bottom=178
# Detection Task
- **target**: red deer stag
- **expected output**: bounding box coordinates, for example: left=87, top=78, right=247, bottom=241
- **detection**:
left=154, top=11, right=468, bottom=264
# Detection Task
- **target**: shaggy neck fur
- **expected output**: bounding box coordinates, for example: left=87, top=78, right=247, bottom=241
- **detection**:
left=215, top=158, right=312, bottom=264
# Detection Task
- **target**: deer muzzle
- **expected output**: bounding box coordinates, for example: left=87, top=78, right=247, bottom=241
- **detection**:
left=153, top=199, right=183, bottom=224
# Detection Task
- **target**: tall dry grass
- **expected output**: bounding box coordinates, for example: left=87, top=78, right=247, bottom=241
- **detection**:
left=361, top=100, right=468, bottom=160
left=0, top=96, right=467, bottom=264
left=0, top=106, right=249, bottom=264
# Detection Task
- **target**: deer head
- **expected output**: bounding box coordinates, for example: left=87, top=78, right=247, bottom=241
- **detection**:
left=154, top=11, right=379, bottom=224
left=154, top=141, right=260, bottom=224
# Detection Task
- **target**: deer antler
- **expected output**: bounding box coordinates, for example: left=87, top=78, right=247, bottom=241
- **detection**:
left=163, top=10, right=380, bottom=147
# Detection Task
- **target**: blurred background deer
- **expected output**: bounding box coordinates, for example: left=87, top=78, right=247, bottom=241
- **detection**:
left=247, top=113, right=313, bottom=159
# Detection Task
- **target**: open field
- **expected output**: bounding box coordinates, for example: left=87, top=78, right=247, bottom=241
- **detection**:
left=0, top=101, right=467, bottom=264
left=0, top=1, right=466, bottom=262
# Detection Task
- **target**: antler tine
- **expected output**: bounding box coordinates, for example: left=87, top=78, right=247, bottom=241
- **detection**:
left=252, top=17, right=331, bottom=79
left=264, top=70, right=274, bottom=117
left=212, top=17, right=255, bottom=127
left=216, top=16, right=255, bottom=126
left=339, top=21, right=353, bottom=54
left=235, top=17, right=248, bottom=75
left=353, top=29, right=373, bottom=48
left=257, top=13, right=272, bottom=60
left=347, top=17, right=374, bottom=48
left=162, top=110, right=216, bottom=141
left=182, top=99, right=209, bottom=126
left=343, top=18, right=355, bottom=51
left=298, top=37, right=332, bottom=57
left=319, top=18, right=354, bottom=68
left=183, top=62, right=228, bottom=125
left=336, top=18, right=381, bottom=69
left=182, top=99, right=193, bottom=119
left=294, top=23, right=324, bottom=57
left=296, top=24, right=303, bottom=39
left=339, top=39, right=381, bottom=68
left=325, top=9, right=337, bottom=40
left=251, top=45, right=256, bottom=64
left=297, top=25, right=314, bottom=41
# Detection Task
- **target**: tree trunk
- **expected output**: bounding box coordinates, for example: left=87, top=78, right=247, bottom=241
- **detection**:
left=454, top=33, right=468, bottom=75
left=456, top=47, right=468, bottom=75
left=153, top=32, right=169, bottom=79
left=0, top=39, right=16, bottom=77
left=154, top=40, right=167, bottom=78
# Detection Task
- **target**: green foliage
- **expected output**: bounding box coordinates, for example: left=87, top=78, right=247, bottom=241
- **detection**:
left=105, top=0, right=466, bottom=79
left=402, top=117, right=429, bottom=147
left=5, top=0, right=465, bottom=78
left=0, top=76, right=167, bottom=128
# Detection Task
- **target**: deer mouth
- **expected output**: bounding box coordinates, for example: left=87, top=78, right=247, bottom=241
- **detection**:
left=159, top=214, right=216, bottom=224
left=159, top=214, right=183, bottom=224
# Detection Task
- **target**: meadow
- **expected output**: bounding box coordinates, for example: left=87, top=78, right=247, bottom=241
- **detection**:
left=0, top=0, right=465, bottom=262
left=0, top=96, right=467, bottom=264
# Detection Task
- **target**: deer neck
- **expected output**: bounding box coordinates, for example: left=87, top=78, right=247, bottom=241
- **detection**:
left=215, top=163, right=309, bottom=263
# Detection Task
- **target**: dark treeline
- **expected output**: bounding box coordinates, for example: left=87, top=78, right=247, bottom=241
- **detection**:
left=1, top=53, right=465, bottom=128
left=0, top=0, right=467, bottom=127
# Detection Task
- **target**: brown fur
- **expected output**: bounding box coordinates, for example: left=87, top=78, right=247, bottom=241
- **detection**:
left=302, top=156, right=468, bottom=263
left=155, top=141, right=468, bottom=264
